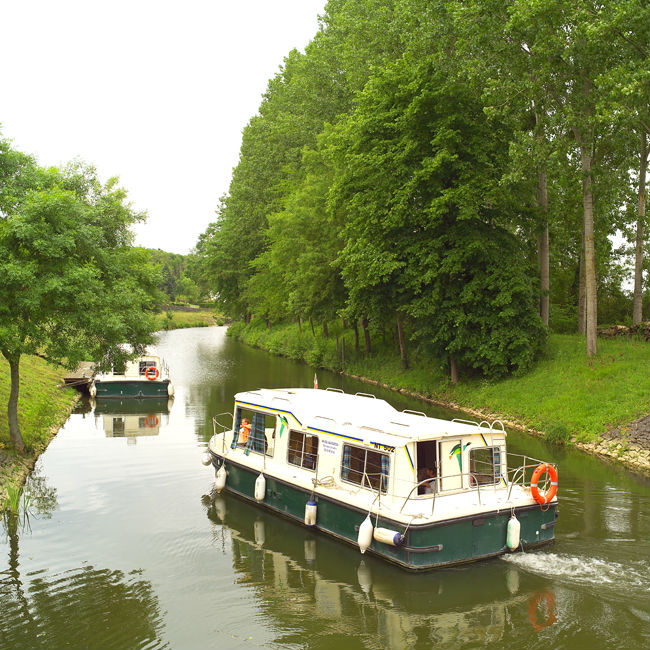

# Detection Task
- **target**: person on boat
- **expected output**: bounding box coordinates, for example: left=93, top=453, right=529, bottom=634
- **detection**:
left=239, top=418, right=251, bottom=445
left=420, top=467, right=437, bottom=494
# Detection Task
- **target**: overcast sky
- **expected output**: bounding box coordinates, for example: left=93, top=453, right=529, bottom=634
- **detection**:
left=0, top=0, right=327, bottom=254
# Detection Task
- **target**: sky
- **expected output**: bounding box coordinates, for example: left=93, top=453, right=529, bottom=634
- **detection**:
left=0, top=0, right=327, bottom=254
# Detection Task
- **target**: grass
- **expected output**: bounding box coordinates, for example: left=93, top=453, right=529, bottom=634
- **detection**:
left=444, top=335, right=649, bottom=440
left=229, top=320, right=649, bottom=443
left=0, top=354, right=78, bottom=509
left=152, top=308, right=224, bottom=331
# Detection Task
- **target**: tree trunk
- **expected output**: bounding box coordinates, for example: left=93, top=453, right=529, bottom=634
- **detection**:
left=353, top=320, right=359, bottom=353
left=578, top=233, right=586, bottom=335
left=633, top=130, right=647, bottom=325
left=322, top=322, right=329, bottom=339
left=6, top=353, right=26, bottom=453
left=297, top=316, right=302, bottom=333
left=361, top=316, right=371, bottom=355
left=450, top=356, right=459, bottom=384
left=341, top=336, right=345, bottom=367
left=536, top=170, right=550, bottom=326
left=580, top=146, right=598, bottom=356
left=309, top=316, right=315, bottom=337
left=396, top=313, right=408, bottom=369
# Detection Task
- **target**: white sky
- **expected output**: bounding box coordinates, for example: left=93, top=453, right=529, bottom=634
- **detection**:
left=0, top=0, right=327, bottom=254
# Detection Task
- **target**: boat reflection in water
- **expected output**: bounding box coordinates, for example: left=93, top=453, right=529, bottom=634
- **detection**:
left=205, top=492, right=560, bottom=648
left=92, top=398, right=173, bottom=442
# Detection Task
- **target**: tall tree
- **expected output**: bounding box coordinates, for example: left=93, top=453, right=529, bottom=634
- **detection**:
left=328, top=53, right=545, bottom=378
left=0, top=150, right=159, bottom=452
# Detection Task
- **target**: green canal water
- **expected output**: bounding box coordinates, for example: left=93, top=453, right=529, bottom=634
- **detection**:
left=1, top=327, right=648, bottom=649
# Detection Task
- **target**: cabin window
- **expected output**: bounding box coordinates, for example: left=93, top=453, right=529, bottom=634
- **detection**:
left=341, top=445, right=389, bottom=493
left=139, top=361, right=156, bottom=376
left=287, top=431, right=318, bottom=471
left=231, top=407, right=275, bottom=456
left=416, top=441, right=439, bottom=495
left=469, top=447, right=502, bottom=485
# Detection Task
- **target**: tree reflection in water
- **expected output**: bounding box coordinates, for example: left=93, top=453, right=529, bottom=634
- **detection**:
left=1, top=471, right=168, bottom=650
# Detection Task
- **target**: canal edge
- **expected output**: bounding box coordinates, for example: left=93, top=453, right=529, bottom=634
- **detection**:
left=342, top=372, right=650, bottom=476
left=0, top=390, right=81, bottom=510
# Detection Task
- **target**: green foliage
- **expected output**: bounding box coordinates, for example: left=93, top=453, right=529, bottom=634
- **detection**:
left=0, top=354, right=77, bottom=452
left=0, top=138, right=161, bottom=450
left=194, top=0, right=647, bottom=380
left=3, top=482, right=22, bottom=515
left=542, top=421, right=571, bottom=445
left=230, top=321, right=649, bottom=441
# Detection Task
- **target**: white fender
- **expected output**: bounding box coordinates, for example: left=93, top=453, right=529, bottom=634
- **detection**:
left=167, top=382, right=175, bottom=397
left=89, top=382, right=97, bottom=398
left=215, top=465, right=227, bottom=494
left=357, top=515, right=373, bottom=554
left=201, top=452, right=212, bottom=466
left=507, top=515, right=521, bottom=551
left=373, top=527, right=404, bottom=547
left=255, top=473, right=266, bottom=502
left=304, top=499, right=317, bottom=526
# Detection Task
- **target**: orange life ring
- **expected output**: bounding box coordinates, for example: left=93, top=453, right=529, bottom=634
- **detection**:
left=145, top=415, right=159, bottom=427
left=530, top=463, right=558, bottom=505
left=527, top=591, right=557, bottom=631
left=145, top=366, right=159, bottom=381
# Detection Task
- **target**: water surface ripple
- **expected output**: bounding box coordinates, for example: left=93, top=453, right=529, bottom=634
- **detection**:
left=1, top=327, right=648, bottom=649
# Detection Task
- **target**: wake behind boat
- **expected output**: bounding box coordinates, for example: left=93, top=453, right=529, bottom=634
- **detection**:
left=204, top=387, right=558, bottom=571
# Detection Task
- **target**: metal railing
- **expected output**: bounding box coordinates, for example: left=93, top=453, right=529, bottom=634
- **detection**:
left=399, top=472, right=484, bottom=516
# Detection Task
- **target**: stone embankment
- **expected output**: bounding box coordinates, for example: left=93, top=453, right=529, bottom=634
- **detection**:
left=344, top=373, right=650, bottom=475
left=572, top=415, right=650, bottom=473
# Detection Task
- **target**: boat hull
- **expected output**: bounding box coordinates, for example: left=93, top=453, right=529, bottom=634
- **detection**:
left=209, top=452, right=557, bottom=571
left=94, top=379, right=171, bottom=399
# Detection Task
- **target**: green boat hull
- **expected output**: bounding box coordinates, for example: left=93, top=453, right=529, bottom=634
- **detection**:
left=210, top=453, right=557, bottom=571
left=94, top=379, right=171, bottom=399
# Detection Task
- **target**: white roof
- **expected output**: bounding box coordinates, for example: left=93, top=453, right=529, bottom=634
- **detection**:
left=234, top=388, right=504, bottom=447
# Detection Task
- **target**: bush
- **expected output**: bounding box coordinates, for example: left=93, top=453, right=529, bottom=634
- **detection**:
left=543, top=420, right=571, bottom=444
left=549, top=303, right=577, bottom=334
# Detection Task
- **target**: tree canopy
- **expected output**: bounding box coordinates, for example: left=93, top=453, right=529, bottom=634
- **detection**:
left=192, top=0, right=648, bottom=377
left=0, top=138, right=160, bottom=452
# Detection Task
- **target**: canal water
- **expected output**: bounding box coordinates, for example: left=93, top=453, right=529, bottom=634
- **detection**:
left=1, top=327, right=648, bottom=649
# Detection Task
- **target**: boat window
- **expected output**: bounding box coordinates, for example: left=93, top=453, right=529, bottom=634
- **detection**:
left=416, top=441, right=438, bottom=495
left=469, top=447, right=502, bottom=485
left=341, top=445, right=389, bottom=493
left=139, top=361, right=156, bottom=376
left=287, top=431, right=318, bottom=471
left=231, top=407, right=275, bottom=456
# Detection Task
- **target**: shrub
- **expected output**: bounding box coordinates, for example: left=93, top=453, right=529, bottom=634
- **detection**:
left=543, top=420, right=571, bottom=445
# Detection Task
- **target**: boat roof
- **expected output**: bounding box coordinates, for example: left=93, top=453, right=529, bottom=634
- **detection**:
left=234, top=388, right=505, bottom=448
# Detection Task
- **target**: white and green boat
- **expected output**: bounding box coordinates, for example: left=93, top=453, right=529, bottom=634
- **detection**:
left=205, top=388, right=559, bottom=571
left=90, top=353, right=174, bottom=399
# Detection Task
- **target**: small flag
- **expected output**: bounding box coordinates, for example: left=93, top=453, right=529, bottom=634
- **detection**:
left=314, top=373, right=318, bottom=389
left=278, top=415, right=288, bottom=438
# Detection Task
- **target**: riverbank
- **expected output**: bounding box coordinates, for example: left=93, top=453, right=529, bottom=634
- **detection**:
left=228, top=320, right=650, bottom=474
left=153, top=307, right=224, bottom=331
left=0, top=355, right=79, bottom=509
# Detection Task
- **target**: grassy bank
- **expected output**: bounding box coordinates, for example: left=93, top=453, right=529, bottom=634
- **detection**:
left=0, top=355, right=78, bottom=509
left=153, top=308, right=224, bottom=331
left=228, top=320, right=649, bottom=443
